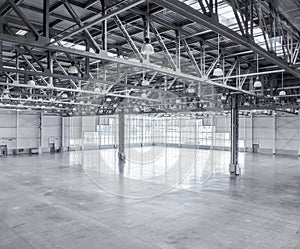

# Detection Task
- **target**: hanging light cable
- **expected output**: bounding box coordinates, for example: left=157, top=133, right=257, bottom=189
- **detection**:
left=213, top=33, right=223, bottom=76
left=254, top=54, right=262, bottom=88
left=141, top=0, right=154, bottom=55
left=279, top=71, right=286, bottom=96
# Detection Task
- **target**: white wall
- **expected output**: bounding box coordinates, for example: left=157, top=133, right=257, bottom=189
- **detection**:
left=218, top=113, right=300, bottom=155
left=0, top=111, right=62, bottom=154
left=0, top=111, right=299, bottom=156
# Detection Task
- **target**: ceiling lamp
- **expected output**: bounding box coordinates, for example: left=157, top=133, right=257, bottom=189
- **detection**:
left=94, top=87, right=101, bottom=93
left=68, top=61, right=79, bottom=74
left=279, top=71, right=286, bottom=96
left=213, top=34, right=223, bottom=77
left=254, top=76, right=262, bottom=88
left=244, top=101, right=250, bottom=106
left=141, top=78, right=150, bottom=86
left=141, top=38, right=154, bottom=55
left=220, top=94, right=227, bottom=101
left=279, top=90, right=286, bottom=96
left=187, top=86, right=195, bottom=94
left=141, top=91, right=148, bottom=99
left=62, top=93, right=68, bottom=98
left=27, top=77, right=36, bottom=86
left=213, top=63, right=223, bottom=76
left=3, top=88, right=10, bottom=94
left=106, top=97, right=112, bottom=102
left=141, top=0, right=154, bottom=55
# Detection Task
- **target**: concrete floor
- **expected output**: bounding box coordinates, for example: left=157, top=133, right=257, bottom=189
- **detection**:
left=0, top=148, right=300, bottom=249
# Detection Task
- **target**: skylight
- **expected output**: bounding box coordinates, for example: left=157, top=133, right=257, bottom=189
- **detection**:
left=15, top=29, right=28, bottom=36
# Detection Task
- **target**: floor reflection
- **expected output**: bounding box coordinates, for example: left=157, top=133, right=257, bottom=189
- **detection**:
left=71, top=146, right=245, bottom=193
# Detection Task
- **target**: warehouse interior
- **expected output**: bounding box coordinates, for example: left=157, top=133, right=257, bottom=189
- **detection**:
left=0, top=0, right=300, bottom=248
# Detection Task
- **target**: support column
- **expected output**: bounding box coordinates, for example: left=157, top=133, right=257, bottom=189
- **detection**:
left=298, top=111, right=300, bottom=156
left=272, top=111, right=276, bottom=154
left=230, top=93, right=240, bottom=175
left=16, top=111, right=19, bottom=153
left=118, top=110, right=126, bottom=161
left=39, top=113, right=43, bottom=154
left=250, top=112, right=253, bottom=152
left=61, top=116, right=65, bottom=152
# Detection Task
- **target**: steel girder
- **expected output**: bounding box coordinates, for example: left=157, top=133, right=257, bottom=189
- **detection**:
left=152, top=0, right=300, bottom=80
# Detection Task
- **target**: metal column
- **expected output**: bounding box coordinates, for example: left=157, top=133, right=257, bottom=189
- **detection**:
left=298, top=111, right=300, bottom=156
left=118, top=110, right=126, bottom=161
left=61, top=116, right=65, bottom=152
left=272, top=111, right=276, bottom=155
left=230, top=93, right=240, bottom=175
left=39, top=112, right=43, bottom=154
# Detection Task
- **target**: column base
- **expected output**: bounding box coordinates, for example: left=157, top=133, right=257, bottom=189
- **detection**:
left=118, top=152, right=126, bottom=161
left=38, top=147, right=43, bottom=154
left=230, top=163, right=240, bottom=176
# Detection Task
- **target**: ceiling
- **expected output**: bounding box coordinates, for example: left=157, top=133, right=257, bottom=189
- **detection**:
left=0, top=0, right=300, bottom=116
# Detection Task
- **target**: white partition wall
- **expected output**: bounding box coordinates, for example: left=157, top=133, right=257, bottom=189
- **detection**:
left=0, top=110, right=299, bottom=156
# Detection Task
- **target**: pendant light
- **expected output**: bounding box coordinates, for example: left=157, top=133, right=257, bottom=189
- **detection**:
left=254, top=55, right=262, bottom=88
left=3, top=88, right=10, bottom=94
left=27, top=76, right=36, bottom=86
left=94, top=87, right=101, bottom=93
left=279, top=71, right=286, bottom=96
left=141, top=0, right=154, bottom=55
left=220, top=94, right=227, bottom=101
left=141, top=91, right=148, bottom=99
left=213, top=33, right=223, bottom=76
left=68, top=61, right=79, bottom=74
left=141, top=70, right=150, bottom=86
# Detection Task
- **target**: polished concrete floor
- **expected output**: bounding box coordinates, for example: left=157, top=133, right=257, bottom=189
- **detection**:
left=0, top=147, right=300, bottom=249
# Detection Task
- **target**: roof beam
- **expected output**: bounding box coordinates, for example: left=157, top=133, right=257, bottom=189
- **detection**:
left=152, top=0, right=300, bottom=80
left=52, top=0, right=145, bottom=43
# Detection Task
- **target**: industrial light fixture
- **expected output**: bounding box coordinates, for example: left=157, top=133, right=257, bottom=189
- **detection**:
left=141, top=78, right=150, bottom=86
left=141, top=0, right=154, bottom=55
left=3, top=94, right=10, bottom=99
left=3, top=88, right=10, bottom=94
left=244, top=101, right=250, bottom=106
left=94, top=87, right=101, bottom=93
left=187, top=87, right=195, bottom=94
left=213, top=34, right=223, bottom=76
left=254, top=77, right=262, bottom=88
left=106, top=97, right=112, bottom=102
left=279, top=71, right=286, bottom=96
left=27, top=76, right=36, bottom=86
left=254, top=55, right=262, bottom=88
left=68, top=61, right=79, bottom=74
left=279, top=90, right=286, bottom=96
left=213, top=63, right=223, bottom=77
left=62, top=93, right=68, bottom=98
left=220, top=94, right=227, bottom=101
left=141, top=91, right=148, bottom=99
